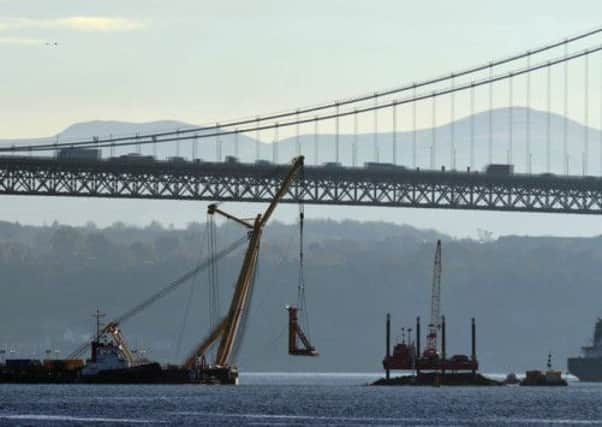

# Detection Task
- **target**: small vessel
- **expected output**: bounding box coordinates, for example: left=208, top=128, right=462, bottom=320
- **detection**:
left=567, top=318, right=602, bottom=382
left=503, top=372, right=520, bottom=385
left=80, top=339, right=193, bottom=384
left=520, top=354, right=567, bottom=386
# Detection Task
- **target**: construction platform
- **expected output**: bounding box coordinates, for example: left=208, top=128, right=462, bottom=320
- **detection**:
left=371, top=372, right=502, bottom=386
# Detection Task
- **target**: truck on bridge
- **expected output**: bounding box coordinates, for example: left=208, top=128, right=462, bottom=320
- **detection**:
left=484, top=164, right=514, bottom=176
left=56, top=148, right=101, bottom=161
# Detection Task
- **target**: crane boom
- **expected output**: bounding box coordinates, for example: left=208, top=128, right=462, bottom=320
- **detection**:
left=189, top=156, right=305, bottom=371
left=214, top=214, right=262, bottom=365
left=105, top=322, right=137, bottom=364
left=425, top=240, right=442, bottom=355
left=258, top=159, right=304, bottom=228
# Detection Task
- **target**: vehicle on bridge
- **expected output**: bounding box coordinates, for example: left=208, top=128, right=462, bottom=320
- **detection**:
left=167, top=156, right=187, bottom=163
left=254, top=160, right=272, bottom=167
left=363, top=162, right=406, bottom=170
left=484, top=164, right=514, bottom=176
left=108, top=153, right=155, bottom=163
left=56, top=148, right=101, bottom=161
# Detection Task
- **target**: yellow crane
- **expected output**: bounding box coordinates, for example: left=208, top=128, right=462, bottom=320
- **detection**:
left=183, top=156, right=305, bottom=384
left=68, top=156, right=308, bottom=384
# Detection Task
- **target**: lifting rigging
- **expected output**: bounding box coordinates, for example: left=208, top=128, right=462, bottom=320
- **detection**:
left=287, top=173, right=318, bottom=357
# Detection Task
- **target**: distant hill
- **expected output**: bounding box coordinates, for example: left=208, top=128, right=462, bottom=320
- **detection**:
left=0, top=219, right=600, bottom=374
left=1, top=108, right=598, bottom=175
left=60, top=120, right=195, bottom=138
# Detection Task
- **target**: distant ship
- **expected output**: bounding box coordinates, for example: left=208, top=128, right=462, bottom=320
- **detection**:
left=568, top=318, right=602, bottom=382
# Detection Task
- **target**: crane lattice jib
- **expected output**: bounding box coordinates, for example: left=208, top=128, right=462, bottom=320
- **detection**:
left=214, top=217, right=262, bottom=366
left=194, top=156, right=305, bottom=368
left=426, top=240, right=442, bottom=353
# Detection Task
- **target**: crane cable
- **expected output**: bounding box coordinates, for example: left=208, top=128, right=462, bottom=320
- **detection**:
left=67, top=234, right=247, bottom=359
left=297, top=167, right=312, bottom=340
left=175, top=221, right=208, bottom=359
left=208, top=213, right=221, bottom=331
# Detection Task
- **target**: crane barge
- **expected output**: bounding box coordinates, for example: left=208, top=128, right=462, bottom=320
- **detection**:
left=0, top=156, right=310, bottom=385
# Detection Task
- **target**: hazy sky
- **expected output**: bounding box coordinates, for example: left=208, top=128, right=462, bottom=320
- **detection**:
left=2, top=0, right=602, bottom=138
left=2, top=1, right=602, bottom=237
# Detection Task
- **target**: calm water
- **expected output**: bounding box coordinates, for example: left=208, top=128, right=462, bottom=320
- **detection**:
left=0, top=373, right=601, bottom=426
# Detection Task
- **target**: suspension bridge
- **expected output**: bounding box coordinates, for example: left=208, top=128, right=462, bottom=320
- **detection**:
left=3, top=28, right=602, bottom=214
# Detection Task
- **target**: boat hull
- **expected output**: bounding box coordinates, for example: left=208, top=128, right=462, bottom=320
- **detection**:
left=567, top=357, right=602, bottom=382
left=0, top=363, right=198, bottom=384
left=81, top=363, right=194, bottom=384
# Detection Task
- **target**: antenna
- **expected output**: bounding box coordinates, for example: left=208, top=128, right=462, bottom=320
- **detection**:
left=93, top=309, right=106, bottom=342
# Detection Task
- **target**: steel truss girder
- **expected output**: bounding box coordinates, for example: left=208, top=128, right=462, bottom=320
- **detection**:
left=1, top=157, right=602, bottom=215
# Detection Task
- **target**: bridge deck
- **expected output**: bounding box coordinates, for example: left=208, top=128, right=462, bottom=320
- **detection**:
left=1, top=156, right=601, bottom=214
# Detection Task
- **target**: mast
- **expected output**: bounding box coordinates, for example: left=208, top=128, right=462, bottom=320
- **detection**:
left=94, top=309, right=105, bottom=342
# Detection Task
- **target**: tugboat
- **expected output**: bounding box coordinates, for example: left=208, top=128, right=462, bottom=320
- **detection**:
left=73, top=315, right=196, bottom=384
left=81, top=337, right=173, bottom=384
left=520, top=354, right=567, bottom=386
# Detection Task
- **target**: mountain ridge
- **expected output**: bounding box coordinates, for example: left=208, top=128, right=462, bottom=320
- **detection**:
left=1, top=107, right=599, bottom=174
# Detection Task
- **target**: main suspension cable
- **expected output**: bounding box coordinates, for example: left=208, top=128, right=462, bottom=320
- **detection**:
left=9, top=44, right=602, bottom=154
